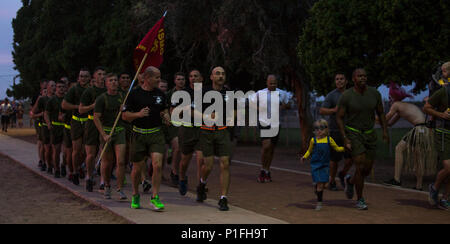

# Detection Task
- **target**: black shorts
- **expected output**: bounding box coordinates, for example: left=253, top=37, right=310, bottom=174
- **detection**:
left=1, top=115, right=9, bottom=124
left=259, top=124, right=280, bottom=145
left=330, top=130, right=351, bottom=162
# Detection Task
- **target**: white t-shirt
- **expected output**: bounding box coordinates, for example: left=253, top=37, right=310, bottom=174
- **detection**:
left=1, top=103, right=11, bottom=116
left=249, top=88, right=292, bottom=126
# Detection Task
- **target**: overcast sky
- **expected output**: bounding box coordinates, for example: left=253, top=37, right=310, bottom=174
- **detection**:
left=0, top=1, right=427, bottom=102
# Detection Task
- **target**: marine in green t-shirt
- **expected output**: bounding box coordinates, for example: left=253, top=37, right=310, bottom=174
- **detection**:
left=44, top=81, right=66, bottom=178
left=94, top=73, right=127, bottom=200
left=336, top=68, right=388, bottom=211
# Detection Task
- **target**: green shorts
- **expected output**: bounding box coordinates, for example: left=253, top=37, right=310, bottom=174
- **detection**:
left=34, top=120, right=41, bottom=139
left=435, top=129, right=450, bottom=161
left=101, top=128, right=126, bottom=153
left=70, top=119, right=85, bottom=141
left=130, top=129, right=165, bottom=162
left=63, top=128, right=72, bottom=148
left=199, top=128, right=231, bottom=157
left=50, top=126, right=64, bottom=145
left=84, top=120, right=100, bottom=146
left=346, top=129, right=377, bottom=160
left=179, top=126, right=202, bottom=155
left=40, top=124, right=51, bottom=145
left=168, top=125, right=180, bottom=142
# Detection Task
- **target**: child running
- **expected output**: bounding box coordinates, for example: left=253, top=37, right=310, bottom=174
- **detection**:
left=301, top=119, right=345, bottom=210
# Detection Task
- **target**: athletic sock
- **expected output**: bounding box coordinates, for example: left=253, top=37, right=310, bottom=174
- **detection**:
left=220, top=195, right=227, bottom=199
left=316, top=191, right=323, bottom=202
left=200, top=178, right=207, bottom=184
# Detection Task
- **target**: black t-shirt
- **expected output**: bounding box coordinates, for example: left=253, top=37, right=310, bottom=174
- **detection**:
left=125, top=86, right=168, bottom=129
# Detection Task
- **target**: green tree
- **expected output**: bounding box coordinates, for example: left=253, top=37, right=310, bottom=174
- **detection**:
left=298, top=0, right=450, bottom=96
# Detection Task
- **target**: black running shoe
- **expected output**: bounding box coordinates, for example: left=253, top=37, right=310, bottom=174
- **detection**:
left=54, top=170, right=61, bottom=178
left=218, top=197, right=229, bottom=211
left=344, top=175, right=354, bottom=200
left=86, top=179, right=94, bottom=192
left=41, top=163, right=47, bottom=172
left=72, top=174, right=80, bottom=186
left=196, top=182, right=207, bottom=202
left=179, top=178, right=188, bottom=196
left=142, top=180, right=152, bottom=193
left=61, top=166, right=67, bottom=177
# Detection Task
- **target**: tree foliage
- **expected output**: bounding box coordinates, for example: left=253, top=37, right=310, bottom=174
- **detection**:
left=298, top=0, right=450, bottom=96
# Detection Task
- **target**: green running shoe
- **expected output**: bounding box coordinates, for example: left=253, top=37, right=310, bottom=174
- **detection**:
left=150, top=195, right=165, bottom=211
left=131, top=194, right=141, bottom=209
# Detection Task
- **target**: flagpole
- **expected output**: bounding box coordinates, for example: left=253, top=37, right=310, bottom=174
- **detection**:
left=95, top=52, right=148, bottom=170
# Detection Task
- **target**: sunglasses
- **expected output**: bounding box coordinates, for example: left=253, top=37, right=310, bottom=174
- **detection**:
left=313, top=125, right=328, bottom=131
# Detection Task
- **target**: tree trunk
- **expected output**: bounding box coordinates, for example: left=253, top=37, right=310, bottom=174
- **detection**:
left=290, top=72, right=312, bottom=154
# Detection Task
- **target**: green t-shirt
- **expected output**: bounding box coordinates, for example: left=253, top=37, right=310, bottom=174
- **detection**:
left=64, top=83, right=87, bottom=117
left=45, top=96, right=64, bottom=123
left=428, top=87, right=450, bottom=129
left=37, top=96, right=50, bottom=122
left=94, top=92, right=124, bottom=128
left=338, top=86, right=382, bottom=131
left=80, top=86, right=107, bottom=116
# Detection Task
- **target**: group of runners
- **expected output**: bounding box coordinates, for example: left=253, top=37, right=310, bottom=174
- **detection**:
left=313, top=63, right=450, bottom=211
left=27, top=62, right=449, bottom=213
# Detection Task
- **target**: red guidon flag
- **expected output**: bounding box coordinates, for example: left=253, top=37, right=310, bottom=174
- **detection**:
left=133, top=12, right=166, bottom=72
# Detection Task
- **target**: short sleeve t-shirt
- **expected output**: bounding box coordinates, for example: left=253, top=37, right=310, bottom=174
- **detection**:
left=45, top=96, right=64, bottom=123
left=338, top=86, right=382, bottom=131
left=202, top=85, right=236, bottom=127
left=94, top=93, right=124, bottom=128
left=322, top=89, right=344, bottom=131
left=64, top=83, right=87, bottom=117
left=37, top=96, right=50, bottom=121
left=80, top=86, right=107, bottom=116
left=124, top=86, right=168, bottom=129
left=428, top=87, right=450, bottom=129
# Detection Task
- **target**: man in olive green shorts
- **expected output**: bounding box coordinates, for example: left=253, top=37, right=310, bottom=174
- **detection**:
left=31, top=80, right=47, bottom=171
left=34, top=80, right=55, bottom=174
left=178, top=69, right=204, bottom=196
left=79, top=66, right=106, bottom=192
left=122, top=66, right=170, bottom=211
left=62, top=68, right=91, bottom=186
left=337, top=68, right=388, bottom=210
left=44, top=80, right=66, bottom=178
left=424, top=72, right=450, bottom=210
left=94, top=73, right=127, bottom=200
left=62, top=81, right=76, bottom=180
left=196, top=66, right=235, bottom=211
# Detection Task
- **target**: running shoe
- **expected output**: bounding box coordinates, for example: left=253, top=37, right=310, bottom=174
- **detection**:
left=142, top=180, right=152, bottom=193
left=150, top=195, right=165, bottom=211
left=72, top=174, right=80, bottom=186
left=344, top=175, right=354, bottom=200
left=179, top=178, right=188, bottom=196
left=257, top=170, right=266, bottom=183
left=104, top=186, right=112, bottom=199
left=196, top=182, right=207, bottom=202
left=170, top=171, right=179, bottom=186
left=438, top=199, right=449, bottom=211
left=412, top=187, right=423, bottom=191
left=99, top=183, right=105, bottom=191
left=338, top=172, right=346, bottom=189
left=383, top=178, right=401, bottom=187
left=315, top=202, right=323, bottom=211
left=131, top=194, right=141, bottom=209
left=428, top=184, right=439, bottom=206
left=356, top=198, right=368, bottom=210
left=329, top=181, right=338, bottom=191
left=86, top=179, right=94, bottom=192
left=118, top=189, right=127, bottom=200
left=61, top=166, right=67, bottom=178
left=41, top=163, right=46, bottom=172
left=54, top=170, right=61, bottom=178
left=218, top=197, right=229, bottom=211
